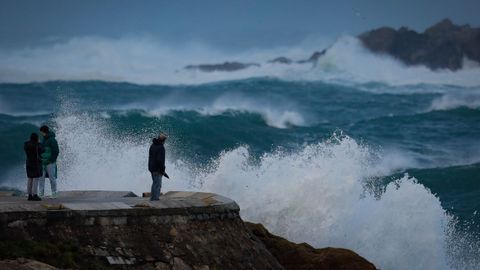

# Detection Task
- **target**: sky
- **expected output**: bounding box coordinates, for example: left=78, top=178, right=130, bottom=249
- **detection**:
left=1, top=0, right=479, bottom=51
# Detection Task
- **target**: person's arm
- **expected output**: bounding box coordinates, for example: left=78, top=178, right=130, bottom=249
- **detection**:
left=50, top=139, right=59, bottom=163
left=157, top=146, right=165, bottom=173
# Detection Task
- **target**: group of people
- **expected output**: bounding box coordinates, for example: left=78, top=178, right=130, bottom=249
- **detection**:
left=24, top=127, right=167, bottom=202
left=23, top=125, right=59, bottom=201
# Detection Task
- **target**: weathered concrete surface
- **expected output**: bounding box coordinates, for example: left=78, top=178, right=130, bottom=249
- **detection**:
left=0, top=190, right=239, bottom=215
left=0, top=191, right=283, bottom=270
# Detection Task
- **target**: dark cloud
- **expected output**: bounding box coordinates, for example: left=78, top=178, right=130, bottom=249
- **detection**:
left=1, top=0, right=479, bottom=50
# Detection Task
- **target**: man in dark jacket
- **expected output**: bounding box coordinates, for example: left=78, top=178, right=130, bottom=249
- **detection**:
left=39, top=125, right=60, bottom=198
left=148, top=133, right=167, bottom=201
left=24, top=133, right=43, bottom=201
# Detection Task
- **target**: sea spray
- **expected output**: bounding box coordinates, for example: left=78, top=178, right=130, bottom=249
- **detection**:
left=199, top=134, right=453, bottom=270
left=52, top=104, right=193, bottom=194
left=52, top=111, right=458, bottom=269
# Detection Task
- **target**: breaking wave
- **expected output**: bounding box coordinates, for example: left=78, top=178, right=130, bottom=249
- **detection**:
left=26, top=110, right=476, bottom=270
left=119, top=94, right=307, bottom=129
left=429, top=92, right=480, bottom=111
left=1, top=36, right=480, bottom=87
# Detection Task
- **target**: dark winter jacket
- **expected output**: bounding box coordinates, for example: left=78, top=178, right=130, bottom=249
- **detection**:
left=24, top=141, right=44, bottom=178
left=148, top=138, right=165, bottom=174
left=42, top=132, right=59, bottom=164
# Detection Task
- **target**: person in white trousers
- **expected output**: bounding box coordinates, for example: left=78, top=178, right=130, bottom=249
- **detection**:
left=38, top=125, right=59, bottom=198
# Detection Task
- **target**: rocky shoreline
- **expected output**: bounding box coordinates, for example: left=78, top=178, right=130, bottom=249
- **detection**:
left=184, top=19, right=479, bottom=72
left=0, top=190, right=377, bottom=269
left=359, top=19, right=480, bottom=70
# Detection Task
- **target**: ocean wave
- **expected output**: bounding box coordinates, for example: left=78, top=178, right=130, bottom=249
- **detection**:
left=117, top=93, right=308, bottom=129
left=1, top=108, right=478, bottom=269
left=0, top=111, right=52, bottom=117
left=1, top=35, right=480, bottom=87
left=429, top=92, right=480, bottom=111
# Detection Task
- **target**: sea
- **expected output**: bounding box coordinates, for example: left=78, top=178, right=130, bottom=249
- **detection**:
left=0, top=36, right=479, bottom=269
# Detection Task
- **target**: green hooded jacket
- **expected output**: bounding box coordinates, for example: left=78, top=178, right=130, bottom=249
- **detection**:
left=42, top=131, right=59, bottom=164
left=41, top=146, right=57, bottom=178
left=41, top=147, right=52, bottom=166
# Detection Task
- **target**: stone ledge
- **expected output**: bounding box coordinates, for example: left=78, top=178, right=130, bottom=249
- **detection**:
left=0, top=191, right=240, bottom=226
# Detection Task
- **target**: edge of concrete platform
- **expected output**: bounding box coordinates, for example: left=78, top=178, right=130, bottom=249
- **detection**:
left=0, top=191, right=240, bottom=225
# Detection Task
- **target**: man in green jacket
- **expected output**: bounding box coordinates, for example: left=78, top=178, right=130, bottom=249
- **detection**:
left=39, top=125, right=59, bottom=198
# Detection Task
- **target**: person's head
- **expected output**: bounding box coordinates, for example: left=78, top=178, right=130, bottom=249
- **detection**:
left=30, top=133, right=39, bottom=142
left=39, top=125, right=49, bottom=137
left=158, top=133, right=167, bottom=143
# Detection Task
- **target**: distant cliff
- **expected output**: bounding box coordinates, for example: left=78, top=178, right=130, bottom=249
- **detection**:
left=184, top=19, right=480, bottom=73
left=358, top=19, right=480, bottom=70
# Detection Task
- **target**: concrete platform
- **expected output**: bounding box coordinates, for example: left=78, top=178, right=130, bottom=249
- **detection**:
left=0, top=190, right=240, bottom=219
left=0, top=191, right=281, bottom=270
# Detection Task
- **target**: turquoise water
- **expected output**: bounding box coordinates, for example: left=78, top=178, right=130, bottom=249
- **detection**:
left=1, top=79, right=479, bottom=269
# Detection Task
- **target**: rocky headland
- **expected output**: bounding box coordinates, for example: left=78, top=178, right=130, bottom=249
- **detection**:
left=359, top=18, right=480, bottom=70
left=184, top=19, right=480, bottom=72
left=0, top=190, right=377, bottom=270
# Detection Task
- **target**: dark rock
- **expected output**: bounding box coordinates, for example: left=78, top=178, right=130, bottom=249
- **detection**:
left=359, top=18, right=480, bottom=70
left=184, top=62, right=260, bottom=72
left=247, top=222, right=377, bottom=270
left=0, top=258, right=59, bottom=270
left=297, top=50, right=326, bottom=64
left=268, top=57, right=293, bottom=64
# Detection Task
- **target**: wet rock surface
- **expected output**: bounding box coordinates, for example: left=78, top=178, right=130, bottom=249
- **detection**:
left=247, top=222, right=377, bottom=270
left=0, top=258, right=59, bottom=270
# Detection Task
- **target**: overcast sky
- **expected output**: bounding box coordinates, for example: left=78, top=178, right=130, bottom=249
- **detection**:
left=1, top=0, right=479, bottom=50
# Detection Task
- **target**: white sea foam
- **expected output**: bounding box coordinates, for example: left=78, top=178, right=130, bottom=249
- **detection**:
left=1, top=35, right=479, bottom=87
left=429, top=92, right=480, bottom=111
left=199, top=136, right=456, bottom=270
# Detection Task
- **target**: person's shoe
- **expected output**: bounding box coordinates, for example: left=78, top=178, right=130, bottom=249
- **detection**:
left=51, top=192, right=57, bottom=199
left=27, top=194, right=33, bottom=201
left=32, top=195, right=42, bottom=201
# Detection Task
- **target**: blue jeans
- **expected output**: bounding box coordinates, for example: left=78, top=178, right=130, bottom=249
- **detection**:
left=39, top=163, right=57, bottom=197
left=150, top=172, right=162, bottom=200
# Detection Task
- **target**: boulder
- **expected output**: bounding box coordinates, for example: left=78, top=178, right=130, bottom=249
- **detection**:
left=359, top=18, right=480, bottom=70
left=247, top=222, right=377, bottom=270
left=0, top=258, right=59, bottom=270
left=184, top=62, right=260, bottom=72
left=297, top=50, right=326, bottom=64
left=268, top=57, right=293, bottom=64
